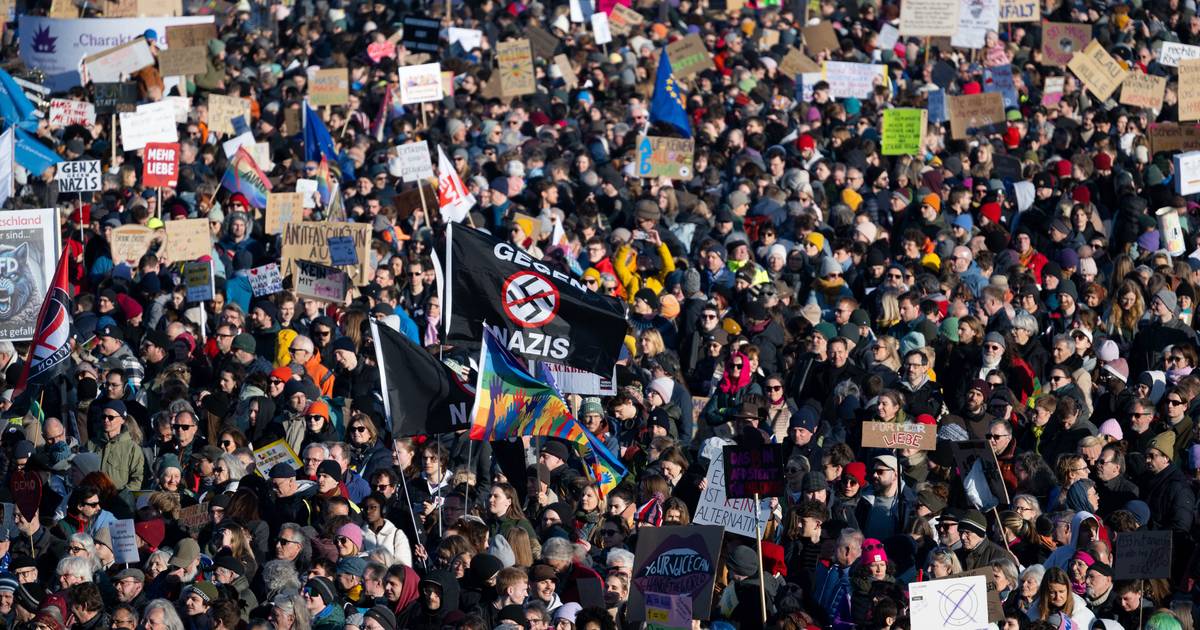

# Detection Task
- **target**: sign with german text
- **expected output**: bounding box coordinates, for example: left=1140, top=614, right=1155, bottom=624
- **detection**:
left=636, top=136, right=694, bottom=180
left=693, top=454, right=771, bottom=538
left=158, top=45, right=207, bottom=76
left=142, top=142, right=179, bottom=188
left=48, top=99, right=95, bottom=129
left=497, top=39, right=536, bottom=97
left=666, top=34, right=714, bottom=79
left=881, top=109, right=927, bottom=156
left=110, top=225, right=156, bottom=266
left=627, top=525, right=722, bottom=622
left=899, top=0, right=959, bottom=36
left=1180, top=59, right=1200, bottom=121
left=948, top=92, right=1005, bottom=139
left=56, top=160, right=101, bottom=193
left=309, top=68, right=349, bottom=106
left=1114, top=530, right=1172, bottom=579
left=248, top=263, right=283, bottom=297
left=164, top=218, right=210, bottom=261
left=861, top=421, right=938, bottom=450
left=721, top=444, right=784, bottom=498
left=998, top=0, right=1038, bottom=22
left=1041, top=21, right=1091, bottom=67
left=1119, top=72, right=1166, bottom=111
left=1068, top=40, right=1127, bottom=101
left=295, top=259, right=349, bottom=303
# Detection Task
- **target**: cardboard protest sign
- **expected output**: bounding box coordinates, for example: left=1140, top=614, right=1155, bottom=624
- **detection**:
left=142, top=142, right=180, bottom=188
left=281, top=221, right=372, bottom=284
left=802, top=21, right=839, bottom=53
left=861, top=421, right=938, bottom=450
left=636, top=136, right=694, bottom=180
left=910, top=575, right=990, bottom=629
left=0, top=209, right=58, bottom=342
left=667, top=34, right=714, bottom=79
left=780, top=49, right=821, bottom=76
left=1149, top=123, right=1200, bottom=154
left=309, top=68, right=349, bottom=106
left=248, top=263, right=283, bottom=297
left=999, top=0, right=1038, bottom=22
left=1068, top=40, right=1127, bottom=101
left=952, top=439, right=1010, bottom=508
left=10, top=470, right=41, bottom=521
left=207, top=94, right=251, bottom=136
left=83, top=37, right=155, bottom=84
left=823, top=61, right=886, bottom=99
left=397, top=63, right=444, bottom=104
left=608, top=3, right=643, bottom=35
left=1113, top=530, right=1172, bottom=579
left=183, top=260, right=214, bottom=302
left=164, top=218, right=211, bottom=261
left=94, top=82, right=139, bottom=115
left=56, top=160, right=101, bottom=193
left=48, top=99, right=95, bottom=129
left=402, top=15, right=440, bottom=54
left=952, top=0, right=999, bottom=48
left=252, top=439, right=302, bottom=477
left=1042, top=21, right=1091, bottom=67
left=898, top=0, right=959, bottom=36
left=693, top=454, right=771, bottom=538
left=176, top=502, right=210, bottom=528
left=265, top=193, right=304, bottom=234
left=158, top=45, right=207, bottom=75
left=165, top=22, right=216, bottom=48
left=722, top=444, right=784, bottom=498
left=1042, top=76, right=1065, bottom=106
left=1180, top=59, right=1200, bottom=121
left=393, top=182, right=438, bottom=220
left=881, top=109, right=927, bottom=156
left=295, top=260, right=349, bottom=302
left=110, top=225, right=156, bottom=266
left=1120, top=72, right=1166, bottom=110
left=555, top=54, right=579, bottom=89
left=138, top=0, right=182, bottom=16
left=948, top=92, right=1005, bottom=139
left=497, top=39, right=536, bottom=97
left=110, top=519, right=139, bottom=563
left=1158, top=41, right=1200, bottom=67
left=526, top=25, right=560, bottom=59
left=327, top=236, right=358, bottom=267
left=49, top=0, right=77, bottom=18
left=627, top=525, right=722, bottom=622
left=119, top=108, right=178, bottom=152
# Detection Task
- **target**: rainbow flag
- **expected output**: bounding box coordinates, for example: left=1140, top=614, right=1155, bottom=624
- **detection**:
left=315, top=156, right=334, bottom=206
left=470, top=329, right=626, bottom=497
left=220, top=147, right=271, bottom=208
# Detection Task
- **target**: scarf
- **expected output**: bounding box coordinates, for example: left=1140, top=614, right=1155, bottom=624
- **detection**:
left=393, top=565, right=421, bottom=613
left=636, top=492, right=665, bottom=527
left=718, top=351, right=753, bottom=394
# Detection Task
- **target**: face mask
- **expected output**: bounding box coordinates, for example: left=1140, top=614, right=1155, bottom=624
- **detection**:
left=78, top=377, right=98, bottom=401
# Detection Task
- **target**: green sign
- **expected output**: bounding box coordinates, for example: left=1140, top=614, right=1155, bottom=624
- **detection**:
left=881, top=108, right=926, bottom=156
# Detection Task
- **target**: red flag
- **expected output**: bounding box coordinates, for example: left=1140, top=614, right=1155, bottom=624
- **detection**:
left=437, top=145, right=475, bottom=222
left=13, top=248, right=72, bottom=397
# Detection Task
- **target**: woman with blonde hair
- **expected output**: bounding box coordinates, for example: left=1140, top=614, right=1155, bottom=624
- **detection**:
left=346, top=411, right=392, bottom=477
left=1028, top=567, right=1095, bottom=627
left=876, top=292, right=901, bottom=330
left=1106, top=279, right=1145, bottom=345
left=868, top=335, right=902, bottom=379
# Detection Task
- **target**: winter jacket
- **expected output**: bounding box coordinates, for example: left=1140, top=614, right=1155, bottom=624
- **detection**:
left=87, top=429, right=144, bottom=491
left=363, top=519, right=414, bottom=567
left=1141, top=462, right=1195, bottom=534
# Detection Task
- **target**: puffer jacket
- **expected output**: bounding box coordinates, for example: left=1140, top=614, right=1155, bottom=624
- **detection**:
left=88, top=429, right=144, bottom=491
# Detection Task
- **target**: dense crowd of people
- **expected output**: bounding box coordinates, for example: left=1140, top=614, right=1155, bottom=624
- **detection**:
left=2, top=0, right=1200, bottom=629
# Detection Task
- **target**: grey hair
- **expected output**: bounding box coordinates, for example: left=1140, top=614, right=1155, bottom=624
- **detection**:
left=56, top=556, right=93, bottom=582
left=1020, top=563, right=1046, bottom=588
left=928, top=546, right=962, bottom=574
left=143, top=599, right=186, bottom=630
left=0, top=341, right=15, bottom=356
left=833, top=380, right=862, bottom=401
left=67, top=533, right=101, bottom=572
left=1052, top=333, right=1076, bottom=354
left=367, top=548, right=396, bottom=568
left=1012, top=311, right=1039, bottom=335
left=271, top=591, right=312, bottom=630
left=304, top=442, right=330, bottom=459
left=836, top=528, right=864, bottom=550
left=261, top=559, right=302, bottom=595
left=542, top=537, right=574, bottom=562
left=606, top=548, right=635, bottom=568
left=218, top=453, right=247, bottom=480
left=1012, top=494, right=1042, bottom=518
left=146, top=549, right=172, bottom=574
left=991, top=558, right=1020, bottom=587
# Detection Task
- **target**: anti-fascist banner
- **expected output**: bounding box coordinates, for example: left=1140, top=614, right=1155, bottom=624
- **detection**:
left=628, top=525, right=722, bottom=622
left=0, top=208, right=59, bottom=341
left=444, top=223, right=627, bottom=376
left=372, top=319, right=476, bottom=436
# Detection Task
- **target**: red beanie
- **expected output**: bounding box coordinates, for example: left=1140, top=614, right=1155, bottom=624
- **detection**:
left=797, top=134, right=816, bottom=151
left=70, top=204, right=91, bottom=225
left=1004, top=126, right=1021, bottom=148
left=963, top=81, right=982, bottom=95
left=761, top=541, right=787, bottom=577
left=1093, top=152, right=1112, bottom=171
left=1072, top=185, right=1091, bottom=205
left=1056, top=159, right=1073, bottom=178
left=981, top=201, right=1002, bottom=224
left=916, top=414, right=937, bottom=425
left=843, top=461, right=867, bottom=487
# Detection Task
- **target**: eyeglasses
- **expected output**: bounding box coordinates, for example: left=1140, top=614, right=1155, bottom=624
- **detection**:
left=905, top=362, right=926, bottom=369
left=276, top=539, right=302, bottom=546
left=1167, top=356, right=1186, bottom=364
left=290, top=346, right=310, bottom=353
left=173, top=424, right=195, bottom=430
left=1167, top=398, right=1186, bottom=406
left=104, top=414, right=123, bottom=421
left=350, top=426, right=368, bottom=433
left=984, top=344, right=1004, bottom=351
left=307, top=415, right=326, bottom=422
left=886, top=273, right=903, bottom=279
left=374, top=483, right=392, bottom=490
left=600, top=529, right=620, bottom=536
left=986, top=433, right=1010, bottom=440
left=767, top=385, right=783, bottom=391
left=68, top=545, right=87, bottom=553
left=83, top=501, right=101, bottom=507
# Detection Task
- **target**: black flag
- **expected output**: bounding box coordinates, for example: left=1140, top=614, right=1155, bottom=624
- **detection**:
left=443, top=224, right=627, bottom=376
left=370, top=320, right=474, bottom=437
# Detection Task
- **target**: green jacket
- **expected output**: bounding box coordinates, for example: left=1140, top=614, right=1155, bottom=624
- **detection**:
left=88, top=430, right=144, bottom=491
left=312, top=603, right=345, bottom=630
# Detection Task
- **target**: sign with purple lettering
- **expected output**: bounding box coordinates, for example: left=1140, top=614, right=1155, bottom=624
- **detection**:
left=722, top=444, right=784, bottom=499
left=628, top=525, right=722, bottom=622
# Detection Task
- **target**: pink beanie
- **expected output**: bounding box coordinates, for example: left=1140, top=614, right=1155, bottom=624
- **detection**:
left=863, top=538, right=888, bottom=565
left=336, top=523, right=364, bottom=550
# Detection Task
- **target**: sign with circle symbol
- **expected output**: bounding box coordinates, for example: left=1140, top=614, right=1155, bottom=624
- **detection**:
left=908, top=575, right=989, bottom=630
left=937, top=582, right=981, bottom=626
left=502, top=271, right=560, bottom=328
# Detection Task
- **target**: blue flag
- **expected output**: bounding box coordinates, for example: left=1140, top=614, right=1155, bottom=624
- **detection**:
left=0, top=69, right=37, bottom=132
left=14, top=128, right=61, bottom=175
left=304, top=102, right=338, bottom=163
left=649, top=48, right=692, bottom=138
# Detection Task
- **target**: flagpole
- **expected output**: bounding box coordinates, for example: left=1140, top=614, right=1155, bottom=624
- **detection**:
left=397, top=466, right=426, bottom=570
left=443, top=222, right=454, bottom=341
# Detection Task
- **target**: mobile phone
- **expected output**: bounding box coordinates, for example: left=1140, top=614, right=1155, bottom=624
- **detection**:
left=633, top=230, right=647, bottom=240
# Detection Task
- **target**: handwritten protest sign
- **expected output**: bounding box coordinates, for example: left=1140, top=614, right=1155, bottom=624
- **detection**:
left=947, top=568, right=1005, bottom=621
left=1042, top=21, right=1091, bottom=67
left=281, top=221, right=372, bottom=284
left=110, top=225, right=156, bottom=266
left=176, top=502, right=210, bottom=528
left=10, top=471, right=41, bottom=521
left=252, top=439, right=302, bottom=477
left=142, top=142, right=179, bottom=188
left=110, top=519, right=139, bottom=563
left=248, top=263, right=283, bottom=297
left=184, top=260, right=214, bottom=302
left=1158, top=41, right=1200, bottom=67
left=999, top=0, right=1038, bottom=22
left=693, top=454, right=771, bottom=538
left=165, top=23, right=216, bottom=48
left=327, top=236, right=358, bottom=267
left=207, top=94, right=251, bottom=136
left=497, top=39, right=536, bottom=97
left=1180, top=59, right=1200, bottom=121
left=627, top=525, right=722, bottom=622
left=1114, top=530, right=1172, bottom=579
left=666, top=34, right=714, bottom=79
left=447, top=27, right=482, bottom=51
left=722, top=444, right=784, bottom=498
left=823, top=61, right=885, bottom=99
left=802, top=21, right=839, bottom=53
left=898, top=0, right=959, bottom=36
left=119, top=108, right=178, bottom=152
left=645, top=593, right=691, bottom=630
left=608, top=3, right=643, bottom=35
left=395, top=142, right=434, bottom=182
left=636, top=136, right=694, bottom=180
left=952, top=0, right=998, bottom=48
left=84, top=37, right=155, bottom=84
left=881, top=109, right=926, bottom=156
left=948, top=92, right=1005, bottom=139
left=1120, top=72, right=1166, bottom=110
left=56, top=160, right=101, bottom=193
left=1042, top=76, right=1065, bottom=106
left=1149, top=123, right=1200, bottom=153
left=1068, top=40, right=1128, bottom=101
left=265, top=192, right=303, bottom=234
left=861, top=421, right=938, bottom=450
left=296, top=260, right=348, bottom=302
left=48, top=99, right=95, bottom=129
left=985, top=65, right=1019, bottom=108
left=780, top=49, right=821, bottom=76
left=165, top=218, right=210, bottom=261
left=309, top=68, right=349, bottom=106
left=158, top=45, right=207, bottom=76
left=397, top=63, right=444, bottom=104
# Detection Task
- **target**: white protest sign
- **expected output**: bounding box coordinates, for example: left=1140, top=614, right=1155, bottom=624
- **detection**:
left=878, top=23, right=900, bottom=50
left=48, top=99, right=95, bottom=128
left=822, top=61, right=886, bottom=99
left=951, top=0, right=999, bottom=49
left=110, top=519, right=139, bottom=563
left=692, top=453, right=771, bottom=538
left=295, top=259, right=349, bottom=303
left=252, top=439, right=302, bottom=477
left=56, top=160, right=101, bottom=193
left=1175, top=151, right=1200, bottom=196
left=136, top=98, right=179, bottom=125
left=1159, top=41, right=1200, bottom=67
left=591, top=12, right=612, bottom=45
left=397, top=62, right=444, bottom=104
left=221, top=131, right=256, bottom=159
left=296, top=178, right=318, bottom=208
left=909, top=575, right=989, bottom=630
left=119, top=108, right=178, bottom=151
left=83, top=37, right=156, bottom=84
left=448, top=27, right=483, bottom=51
left=248, top=263, right=283, bottom=297
left=396, top=142, right=434, bottom=182
left=163, top=95, right=190, bottom=123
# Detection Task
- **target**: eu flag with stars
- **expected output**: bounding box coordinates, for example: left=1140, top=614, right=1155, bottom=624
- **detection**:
left=650, top=48, right=692, bottom=138
left=304, top=102, right=338, bottom=163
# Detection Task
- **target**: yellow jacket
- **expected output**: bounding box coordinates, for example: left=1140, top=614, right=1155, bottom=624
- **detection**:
left=613, top=242, right=675, bottom=303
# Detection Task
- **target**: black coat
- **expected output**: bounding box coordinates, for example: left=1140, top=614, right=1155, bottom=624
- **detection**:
left=1140, top=462, right=1195, bottom=534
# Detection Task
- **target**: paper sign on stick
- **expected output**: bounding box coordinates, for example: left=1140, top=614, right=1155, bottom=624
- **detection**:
left=881, top=109, right=927, bottom=156
left=1068, top=40, right=1128, bottom=101
left=248, top=263, right=284, bottom=297
left=110, top=225, right=156, bottom=266
left=898, top=0, right=959, bottom=37
left=397, top=63, right=444, bottom=104
left=1120, top=72, right=1166, bottom=111
left=56, top=160, right=101, bottom=193
left=266, top=193, right=304, bottom=234
left=165, top=218, right=211, bottom=261
left=497, top=40, right=536, bottom=97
